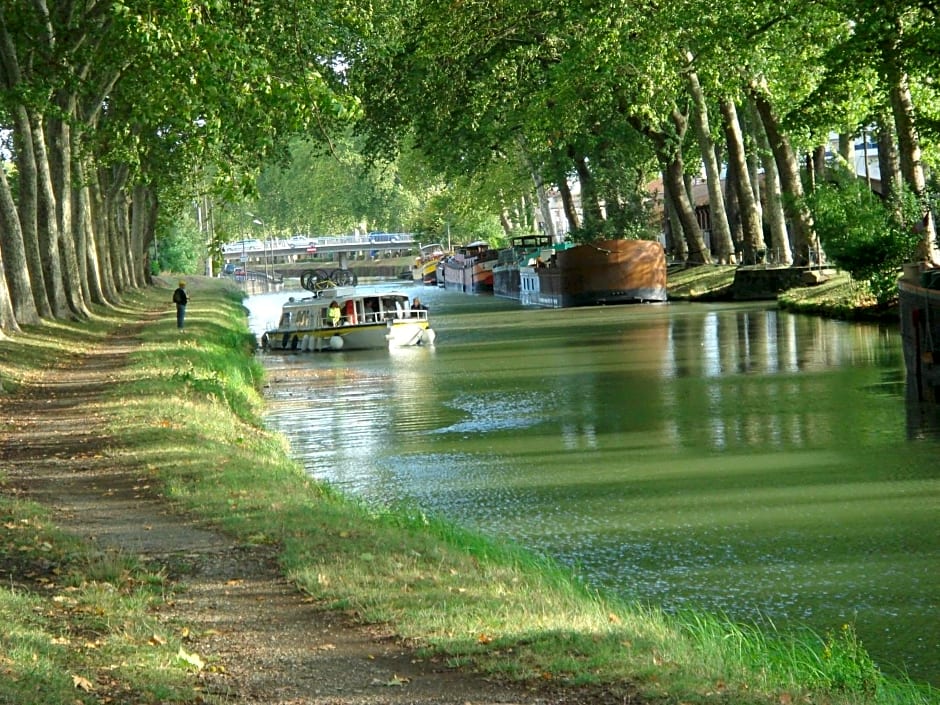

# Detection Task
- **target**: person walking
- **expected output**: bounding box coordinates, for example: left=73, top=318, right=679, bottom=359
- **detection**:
left=173, top=280, right=188, bottom=330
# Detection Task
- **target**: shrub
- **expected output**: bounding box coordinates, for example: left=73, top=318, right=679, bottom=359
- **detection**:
left=807, top=169, right=923, bottom=306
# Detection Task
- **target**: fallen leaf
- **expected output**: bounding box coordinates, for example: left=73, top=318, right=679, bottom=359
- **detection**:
left=72, top=674, right=95, bottom=692
left=177, top=647, right=205, bottom=671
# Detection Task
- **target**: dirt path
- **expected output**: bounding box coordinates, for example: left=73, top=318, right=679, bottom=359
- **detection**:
left=0, top=314, right=629, bottom=705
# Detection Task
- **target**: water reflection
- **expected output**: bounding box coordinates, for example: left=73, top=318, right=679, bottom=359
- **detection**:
left=249, top=288, right=939, bottom=685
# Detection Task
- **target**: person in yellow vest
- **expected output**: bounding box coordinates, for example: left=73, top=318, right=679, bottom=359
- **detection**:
left=328, top=300, right=342, bottom=327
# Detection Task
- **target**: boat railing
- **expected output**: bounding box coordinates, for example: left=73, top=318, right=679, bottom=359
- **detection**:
left=334, top=309, right=428, bottom=326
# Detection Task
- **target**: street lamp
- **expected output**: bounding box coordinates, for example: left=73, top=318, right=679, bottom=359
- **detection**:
left=247, top=213, right=271, bottom=281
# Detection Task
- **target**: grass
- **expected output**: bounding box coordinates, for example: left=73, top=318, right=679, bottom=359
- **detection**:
left=1, top=274, right=935, bottom=705
left=666, top=262, right=900, bottom=321
left=0, top=495, right=192, bottom=704
left=666, top=263, right=739, bottom=300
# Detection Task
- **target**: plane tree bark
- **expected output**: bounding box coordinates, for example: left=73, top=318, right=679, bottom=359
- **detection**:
left=720, top=99, right=766, bottom=264
left=685, top=62, right=735, bottom=263
left=751, top=88, right=819, bottom=266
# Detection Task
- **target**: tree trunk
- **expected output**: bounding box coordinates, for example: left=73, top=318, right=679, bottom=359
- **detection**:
left=89, top=167, right=119, bottom=303
left=555, top=159, right=580, bottom=234
left=0, top=153, right=39, bottom=326
left=112, top=188, right=133, bottom=290
left=838, top=133, right=854, bottom=168
left=11, top=107, right=52, bottom=318
left=29, top=110, right=70, bottom=317
left=746, top=133, right=763, bottom=231
left=663, top=156, right=711, bottom=263
left=75, top=154, right=107, bottom=305
left=0, top=251, right=18, bottom=335
left=662, top=179, right=688, bottom=261
left=571, top=149, right=603, bottom=234
left=813, top=145, right=827, bottom=185
left=884, top=56, right=938, bottom=262
left=720, top=99, right=765, bottom=264
left=0, top=171, right=25, bottom=332
left=749, top=98, right=792, bottom=264
left=751, top=89, right=819, bottom=266
left=129, top=185, right=153, bottom=289
left=103, top=163, right=133, bottom=291
left=875, top=107, right=902, bottom=199
left=530, top=169, right=556, bottom=240
left=687, top=69, right=734, bottom=263
left=499, top=207, right=513, bottom=235
left=723, top=154, right=744, bottom=260
left=50, top=113, right=89, bottom=318
left=0, top=12, right=50, bottom=320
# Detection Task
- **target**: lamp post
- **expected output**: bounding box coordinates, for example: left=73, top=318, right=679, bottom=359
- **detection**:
left=247, top=213, right=271, bottom=281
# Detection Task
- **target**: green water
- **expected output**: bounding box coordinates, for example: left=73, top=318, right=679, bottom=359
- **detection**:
left=250, top=284, right=940, bottom=685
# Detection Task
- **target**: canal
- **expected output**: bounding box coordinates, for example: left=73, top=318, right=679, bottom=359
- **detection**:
left=246, top=282, right=939, bottom=686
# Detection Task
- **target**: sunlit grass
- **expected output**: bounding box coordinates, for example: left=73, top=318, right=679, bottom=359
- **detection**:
left=666, top=262, right=896, bottom=321
left=0, top=275, right=932, bottom=705
left=0, top=496, right=193, bottom=704
left=666, top=263, right=738, bottom=299
left=778, top=271, right=893, bottom=320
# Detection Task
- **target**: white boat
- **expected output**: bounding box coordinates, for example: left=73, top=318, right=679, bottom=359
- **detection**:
left=261, top=286, right=435, bottom=352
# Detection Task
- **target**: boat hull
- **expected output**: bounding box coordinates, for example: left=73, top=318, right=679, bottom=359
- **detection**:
left=411, top=244, right=446, bottom=286
left=441, top=241, right=498, bottom=293
left=265, top=320, right=432, bottom=352
left=494, top=235, right=554, bottom=300
left=442, top=257, right=496, bottom=293
left=899, top=272, right=940, bottom=402
left=419, top=259, right=440, bottom=285
left=493, top=265, right=520, bottom=299
left=524, top=239, right=667, bottom=308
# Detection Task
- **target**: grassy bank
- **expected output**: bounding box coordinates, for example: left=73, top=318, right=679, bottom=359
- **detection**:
left=1, top=277, right=933, bottom=704
left=666, top=263, right=899, bottom=321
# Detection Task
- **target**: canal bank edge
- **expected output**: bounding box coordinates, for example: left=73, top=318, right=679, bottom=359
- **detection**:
left=667, top=263, right=902, bottom=321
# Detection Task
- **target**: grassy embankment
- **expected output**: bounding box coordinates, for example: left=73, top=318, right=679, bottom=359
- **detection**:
left=0, top=273, right=932, bottom=705
left=667, top=262, right=897, bottom=321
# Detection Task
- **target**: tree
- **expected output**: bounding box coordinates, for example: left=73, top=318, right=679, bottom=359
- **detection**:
left=0, top=0, right=360, bottom=333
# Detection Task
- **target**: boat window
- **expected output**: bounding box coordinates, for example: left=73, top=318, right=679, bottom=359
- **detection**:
left=363, top=298, right=378, bottom=322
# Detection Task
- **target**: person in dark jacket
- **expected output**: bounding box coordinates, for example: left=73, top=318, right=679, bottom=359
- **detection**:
left=172, top=280, right=188, bottom=329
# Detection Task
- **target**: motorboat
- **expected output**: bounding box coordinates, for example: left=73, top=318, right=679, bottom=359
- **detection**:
left=411, top=243, right=447, bottom=285
left=261, top=269, right=435, bottom=351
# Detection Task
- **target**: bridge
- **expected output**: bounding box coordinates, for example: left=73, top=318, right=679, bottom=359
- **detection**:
left=221, top=233, right=418, bottom=267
